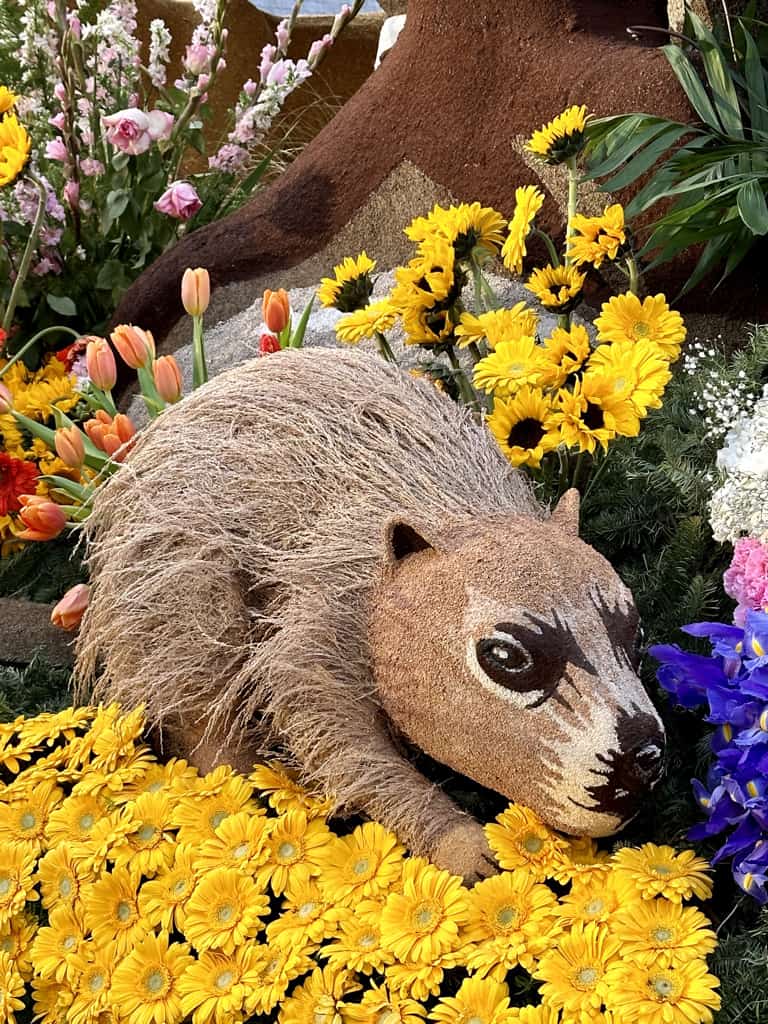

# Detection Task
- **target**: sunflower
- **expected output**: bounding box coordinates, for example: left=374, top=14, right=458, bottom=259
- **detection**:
left=249, top=761, right=332, bottom=818
left=502, top=186, right=546, bottom=274
left=486, top=387, right=560, bottom=469
left=535, top=921, right=621, bottom=1020
left=456, top=304, right=539, bottom=351
left=318, top=253, right=377, bottom=312
left=526, top=264, right=586, bottom=313
left=0, top=951, right=25, bottom=1023
left=401, top=303, right=461, bottom=347
left=556, top=875, right=620, bottom=930
left=611, top=900, right=717, bottom=969
left=0, top=776, right=62, bottom=853
left=568, top=204, right=626, bottom=268
left=611, top=844, right=712, bottom=903
left=266, top=876, right=343, bottom=950
left=0, top=843, right=38, bottom=925
left=527, top=105, right=589, bottom=164
left=553, top=377, right=640, bottom=454
left=473, top=337, right=548, bottom=397
left=83, top=866, right=147, bottom=956
left=197, top=809, right=270, bottom=876
left=184, top=866, right=270, bottom=953
left=430, top=976, right=515, bottom=1024
left=138, top=843, right=200, bottom=932
left=45, top=792, right=111, bottom=850
left=178, top=945, right=258, bottom=1024
left=279, top=965, right=361, bottom=1024
left=595, top=292, right=686, bottom=359
left=406, top=202, right=507, bottom=260
left=110, top=931, right=193, bottom=1024
left=0, top=453, right=38, bottom=517
left=605, top=959, right=721, bottom=1024
left=0, top=114, right=31, bottom=187
left=391, top=237, right=463, bottom=347
left=68, top=944, right=115, bottom=1024
left=585, top=338, right=671, bottom=415
left=322, top=901, right=393, bottom=973
left=463, top=871, right=560, bottom=976
left=242, top=942, right=314, bottom=1015
left=537, top=324, right=591, bottom=389
left=315, top=821, right=404, bottom=906
left=36, top=845, right=89, bottom=912
left=336, top=300, right=400, bottom=345
left=0, top=86, right=17, bottom=114
left=380, top=856, right=467, bottom=964
left=0, top=912, right=36, bottom=980
left=485, top=806, right=569, bottom=881
left=261, top=809, right=333, bottom=895
left=29, top=903, right=86, bottom=982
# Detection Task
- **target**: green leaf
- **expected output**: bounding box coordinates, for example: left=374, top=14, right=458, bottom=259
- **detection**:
left=742, top=26, right=768, bottom=136
left=736, top=178, right=768, bottom=233
left=96, top=260, right=128, bottom=292
left=111, top=151, right=130, bottom=172
left=290, top=296, right=314, bottom=349
left=46, top=294, right=77, bottom=317
left=583, top=117, right=674, bottom=180
left=687, top=10, right=744, bottom=138
left=600, top=125, right=690, bottom=191
left=662, top=43, right=722, bottom=131
left=105, top=189, right=131, bottom=222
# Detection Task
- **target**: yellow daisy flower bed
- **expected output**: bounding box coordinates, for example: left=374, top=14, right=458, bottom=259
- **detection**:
left=0, top=705, right=721, bottom=1024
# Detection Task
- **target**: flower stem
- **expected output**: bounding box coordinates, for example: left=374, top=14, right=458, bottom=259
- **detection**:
left=446, top=345, right=480, bottom=413
left=626, top=255, right=641, bottom=297
left=564, top=158, right=579, bottom=268
left=192, top=315, right=208, bottom=389
left=375, top=331, right=397, bottom=364
left=534, top=229, right=561, bottom=268
left=2, top=173, right=49, bottom=334
left=0, top=325, right=81, bottom=378
left=468, top=341, right=483, bottom=365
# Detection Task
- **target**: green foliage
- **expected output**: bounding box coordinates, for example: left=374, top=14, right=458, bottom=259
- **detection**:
left=0, top=657, right=71, bottom=721
left=0, top=537, right=86, bottom=602
left=583, top=11, right=768, bottom=295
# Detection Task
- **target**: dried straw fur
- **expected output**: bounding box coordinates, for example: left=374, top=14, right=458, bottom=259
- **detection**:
left=77, top=348, right=540, bottom=852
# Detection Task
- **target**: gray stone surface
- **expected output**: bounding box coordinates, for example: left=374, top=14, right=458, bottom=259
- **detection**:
left=0, top=597, right=75, bottom=667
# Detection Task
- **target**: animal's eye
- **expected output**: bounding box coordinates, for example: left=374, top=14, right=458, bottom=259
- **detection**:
left=475, top=634, right=535, bottom=689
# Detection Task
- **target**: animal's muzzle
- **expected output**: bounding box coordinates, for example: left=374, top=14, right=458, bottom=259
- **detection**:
left=583, top=710, right=666, bottom=822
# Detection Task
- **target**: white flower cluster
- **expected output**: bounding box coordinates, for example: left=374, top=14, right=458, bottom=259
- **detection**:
left=148, top=19, right=172, bottom=89
left=710, top=385, right=768, bottom=542
left=682, top=337, right=757, bottom=444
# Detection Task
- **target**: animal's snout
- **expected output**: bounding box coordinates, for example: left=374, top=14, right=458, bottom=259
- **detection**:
left=629, top=739, right=664, bottom=786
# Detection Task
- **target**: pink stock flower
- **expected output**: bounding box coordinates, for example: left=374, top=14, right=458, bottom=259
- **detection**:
left=208, top=144, right=248, bottom=173
left=267, top=60, right=290, bottom=86
left=102, top=107, right=174, bottom=155
left=45, top=137, right=68, bottom=162
left=184, top=43, right=212, bottom=75
left=724, top=537, right=768, bottom=624
left=243, top=78, right=258, bottom=98
left=80, top=157, right=105, bottom=177
left=63, top=180, right=79, bottom=209
left=260, top=44, right=277, bottom=81
left=196, top=73, right=210, bottom=93
left=154, top=180, right=202, bottom=220
left=54, top=82, right=66, bottom=102
left=276, top=19, right=290, bottom=50
left=49, top=112, right=66, bottom=131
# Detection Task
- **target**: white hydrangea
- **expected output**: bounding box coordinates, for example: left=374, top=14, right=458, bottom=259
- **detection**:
left=710, top=386, right=768, bottom=541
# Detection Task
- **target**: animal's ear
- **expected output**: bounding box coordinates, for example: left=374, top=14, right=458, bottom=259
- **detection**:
left=383, top=517, right=436, bottom=564
left=550, top=488, right=580, bottom=537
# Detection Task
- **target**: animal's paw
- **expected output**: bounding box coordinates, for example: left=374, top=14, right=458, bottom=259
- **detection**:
left=431, top=819, right=498, bottom=884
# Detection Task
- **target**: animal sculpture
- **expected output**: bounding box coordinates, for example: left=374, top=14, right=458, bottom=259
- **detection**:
left=77, top=348, right=665, bottom=880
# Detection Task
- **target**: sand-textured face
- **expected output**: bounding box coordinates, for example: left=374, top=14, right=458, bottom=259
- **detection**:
left=370, top=516, right=665, bottom=836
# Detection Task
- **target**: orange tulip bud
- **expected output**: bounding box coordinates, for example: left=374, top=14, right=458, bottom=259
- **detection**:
left=54, top=426, right=86, bottom=468
left=84, top=410, right=136, bottom=461
left=85, top=337, right=117, bottom=390
left=153, top=355, right=183, bottom=403
left=0, top=381, right=12, bottom=414
left=17, top=496, right=67, bottom=541
left=51, top=583, right=90, bottom=631
left=110, top=324, right=155, bottom=369
left=262, top=289, right=290, bottom=334
left=181, top=267, right=210, bottom=317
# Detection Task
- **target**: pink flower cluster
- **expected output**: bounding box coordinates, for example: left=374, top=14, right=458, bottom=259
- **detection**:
left=724, top=536, right=768, bottom=625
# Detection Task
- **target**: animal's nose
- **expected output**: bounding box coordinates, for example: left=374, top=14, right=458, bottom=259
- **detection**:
left=626, top=738, right=664, bottom=786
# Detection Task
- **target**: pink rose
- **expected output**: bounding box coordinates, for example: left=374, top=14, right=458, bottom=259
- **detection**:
left=153, top=180, right=202, bottom=221
left=45, top=137, right=68, bottom=162
left=102, top=107, right=175, bottom=156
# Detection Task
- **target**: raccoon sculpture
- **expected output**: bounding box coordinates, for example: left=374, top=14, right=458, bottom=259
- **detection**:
left=77, top=347, right=665, bottom=880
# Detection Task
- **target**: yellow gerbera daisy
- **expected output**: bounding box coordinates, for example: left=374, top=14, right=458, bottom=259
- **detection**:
left=473, top=337, right=548, bottom=397
left=197, top=809, right=271, bottom=876
left=611, top=900, right=717, bottom=969
left=29, top=903, right=86, bottom=982
left=550, top=836, right=611, bottom=887
left=31, top=975, right=70, bottom=1024
left=585, top=338, right=671, bottom=416
left=556, top=874, right=620, bottom=930
left=386, top=958, right=453, bottom=1001
left=242, top=941, right=314, bottom=1015
left=0, top=843, right=38, bottom=925
left=536, top=324, right=591, bottom=389
left=336, top=300, right=400, bottom=345
left=595, top=292, right=686, bottom=359
left=0, top=912, right=36, bottom=981
left=184, top=763, right=248, bottom=799
left=314, top=821, right=404, bottom=906
left=321, top=900, right=394, bottom=973
left=70, top=806, right=136, bottom=876
left=527, top=105, right=589, bottom=164
left=553, top=377, right=640, bottom=454
left=605, top=959, right=721, bottom=1024
left=138, top=843, right=200, bottom=932
left=113, top=757, right=199, bottom=803
left=406, top=202, right=507, bottom=259
left=279, top=965, right=361, bottom=1024
left=266, top=875, right=342, bottom=950
left=463, top=871, right=560, bottom=976
left=17, top=706, right=92, bottom=747
left=346, top=983, right=426, bottom=1024
left=611, top=844, right=713, bottom=903
left=568, top=204, right=626, bottom=268
left=261, top=809, right=333, bottom=895
left=83, top=865, right=148, bottom=956
left=486, top=386, right=560, bottom=469
left=502, top=186, right=546, bottom=274
left=178, top=945, right=259, bottom=1024
left=68, top=944, right=115, bottom=1024
left=535, top=921, right=621, bottom=1020
left=380, top=856, right=467, bottom=964
left=185, top=866, right=270, bottom=953
left=456, top=304, right=539, bottom=351
left=0, top=114, right=31, bottom=187
left=172, top=777, right=256, bottom=844
left=526, top=264, right=586, bottom=313
left=0, top=951, right=25, bottom=1023
left=110, top=931, right=194, bottom=1024
left=318, top=252, right=376, bottom=311
left=44, top=792, right=111, bottom=849
left=430, top=976, right=515, bottom=1024
left=507, top=1007, right=559, bottom=1023
left=485, top=805, right=569, bottom=881
left=249, top=761, right=331, bottom=818
left=36, top=845, right=90, bottom=912
left=0, top=777, right=63, bottom=853
left=0, top=87, right=17, bottom=115
left=107, top=791, right=176, bottom=877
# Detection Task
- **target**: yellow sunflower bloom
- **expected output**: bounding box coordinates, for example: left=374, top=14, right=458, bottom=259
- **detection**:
left=473, top=337, right=549, bottom=398
left=261, top=809, right=332, bottom=895
left=553, top=376, right=640, bottom=454
left=178, top=945, right=259, bottom=1024
left=314, top=820, right=404, bottom=906
left=249, top=761, right=332, bottom=817
left=0, top=114, right=31, bottom=187
left=585, top=338, right=671, bottom=415
left=343, top=982, right=426, bottom=1024
left=241, top=942, right=314, bottom=1015
left=321, top=901, right=393, bottom=973
left=456, top=304, right=539, bottom=350
left=604, top=959, right=721, bottom=1024
left=537, top=324, right=592, bottom=389
left=184, top=866, right=270, bottom=953
left=0, top=951, right=26, bottom=1023
left=29, top=903, right=86, bottom=983
left=138, top=844, right=200, bottom=933
left=611, top=900, right=717, bottom=969
left=82, top=865, right=147, bottom=957
left=486, top=387, right=560, bottom=469
left=335, top=300, right=400, bottom=345
left=0, top=87, right=16, bottom=114
left=110, top=931, right=193, bottom=1024
left=611, top=843, right=713, bottom=903
left=0, top=843, right=39, bottom=925
left=406, top=202, right=507, bottom=259
left=526, top=264, right=586, bottom=313
left=393, top=236, right=458, bottom=308
left=485, top=805, right=569, bottom=881
left=380, top=857, right=467, bottom=964
left=502, top=186, right=546, bottom=274
left=595, top=292, right=686, bottom=359
left=527, top=105, right=589, bottom=164
left=279, top=965, right=361, bottom=1024
left=430, top=975, right=515, bottom=1024
left=535, top=921, right=621, bottom=1020
left=568, top=204, right=626, bottom=268
left=266, top=875, right=342, bottom=950
left=318, top=252, right=376, bottom=311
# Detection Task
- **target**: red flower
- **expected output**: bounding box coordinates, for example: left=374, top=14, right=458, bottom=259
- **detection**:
left=0, top=453, right=39, bottom=515
left=259, top=333, right=281, bottom=356
left=0, top=327, right=7, bottom=349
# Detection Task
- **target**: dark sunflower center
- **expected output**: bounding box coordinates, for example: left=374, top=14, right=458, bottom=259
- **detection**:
left=583, top=402, right=604, bottom=430
left=508, top=418, right=545, bottom=449
left=336, top=274, right=374, bottom=313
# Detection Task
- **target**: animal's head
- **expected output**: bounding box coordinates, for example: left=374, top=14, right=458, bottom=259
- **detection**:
left=369, top=490, right=665, bottom=837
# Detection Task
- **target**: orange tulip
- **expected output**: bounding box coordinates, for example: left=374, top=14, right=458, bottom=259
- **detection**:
left=84, top=410, right=136, bottom=461
left=110, top=324, right=155, bottom=369
left=17, top=495, right=67, bottom=541
left=85, top=336, right=117, bottom=390
left=262, top=289, right=290, bottom=334
left=181, top=267, right=210, bottom=317
left=51, top=583, right=90, bottom=631
left=153, top=355, right=183, bottom=403
left=54, top=426, right=86, bottom=468
left=0, top=382, right=12, bottom=414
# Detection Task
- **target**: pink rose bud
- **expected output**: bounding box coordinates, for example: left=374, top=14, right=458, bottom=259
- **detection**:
left=153, top=355, right=183, bottom=403
left=54, top=82, right=66, bottom=102
left=110, top=324, right=155, bottom=369
left=54, top=425, right=85, bottom=468
left=64, top=180, right=79, bottom=209
left=45, top=137, right=68, bottom=162
left=0, top=382, right=12, bottom=414
left=86, top=336, right=117, bottom=390
left=243, top=78, right=258, bottom=97
left=51, top=583, right=90, bottom=631
left=181, top=267, right=210, bottom=317
left=154, top=180, right=202, bottom=221
left=196, top=74, right=210, bottom=92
